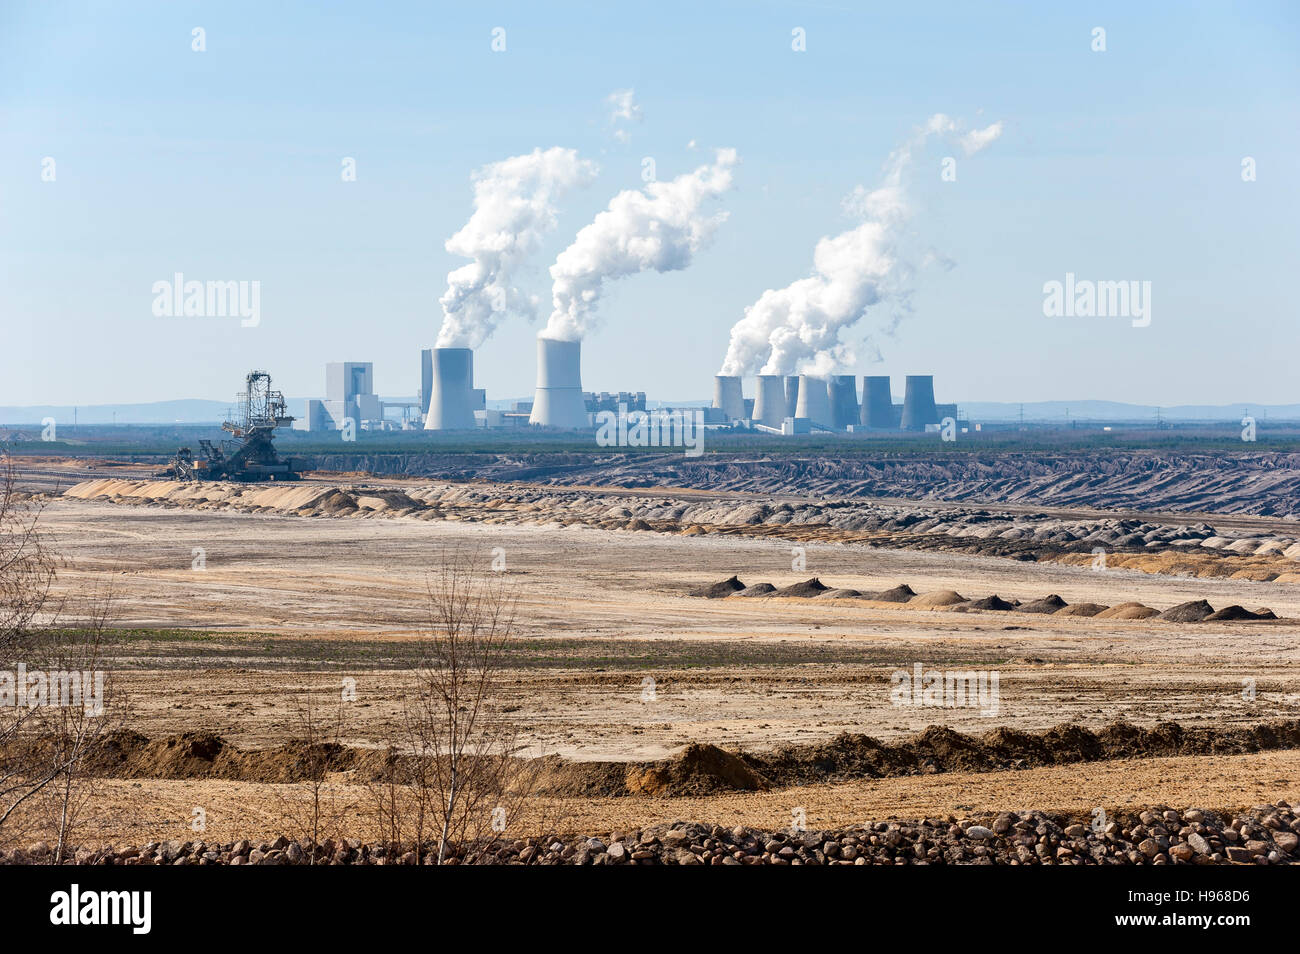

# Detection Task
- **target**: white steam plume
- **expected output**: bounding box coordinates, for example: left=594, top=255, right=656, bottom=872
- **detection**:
left=718, top=115, right=1001, bottom=376
left=436, top=147, right=598, bottom=349
left=541, top=148, right=739, bottom=342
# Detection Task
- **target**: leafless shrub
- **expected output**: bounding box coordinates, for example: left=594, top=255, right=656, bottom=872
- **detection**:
left=0, top=455, right=126, bottom=860
left=272, top=689, right=352, bottom=863
left=365, top=550, right=563, bottom=864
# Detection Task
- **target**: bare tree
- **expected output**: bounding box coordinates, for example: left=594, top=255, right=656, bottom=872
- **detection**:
left=273, top=688, right=351, bottom=863
left=365, top=550, right=560, bottom=865
left=28, top=586, right=124, bottom=863
left=0, top=454, right=124, bottom=860
left=0, top=455, right=59, bottom=849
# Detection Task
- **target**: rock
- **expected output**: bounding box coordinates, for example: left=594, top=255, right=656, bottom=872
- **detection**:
left=606, top=843, right=627, bottom=862
left=1187, top=833, right=1211, bottom=855
left=964, top=825, right=996, bottom=840
left=1138, top=838, right=1161, bottom=858
left=1273, top=831, right=1299, bottom=853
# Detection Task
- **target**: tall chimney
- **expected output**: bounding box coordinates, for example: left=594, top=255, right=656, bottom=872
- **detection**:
left=861, top=375, right=893, bottom=428
left=828, top=375, right=859, bottom=429
left=712, top=375, right=745, bottom=422
left=424, top=347, right=476, bottom=430
left=900, top=374, right=938, bottom=431
left=752, top=374, right=788, bottom=429
left=529, top=337, right=589, bottom=429
left=794, top=375, right=833, bottom=428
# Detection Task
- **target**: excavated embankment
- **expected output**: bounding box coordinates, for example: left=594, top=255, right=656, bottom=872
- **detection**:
left=60, top=477, right=1300, bottom=583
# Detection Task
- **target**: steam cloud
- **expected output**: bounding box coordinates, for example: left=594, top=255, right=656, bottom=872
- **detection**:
left=436, top=147, right=598, bottom=349
left=541, top=148, right=738, bottom=342
left=718, top=115, right=1001, bottom=377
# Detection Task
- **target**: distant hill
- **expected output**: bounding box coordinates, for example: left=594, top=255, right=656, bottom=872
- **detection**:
left=959, top=401, right=1300, bottom=422
left=0, top=400, right=234, bottom=425
left=0, top=397, right=418, bottom=425
left=3, top=397, right=1298, bottom=425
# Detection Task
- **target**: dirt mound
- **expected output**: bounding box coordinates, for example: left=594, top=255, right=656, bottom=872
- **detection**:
left=1159, top=599, right=1216, bottom=622
left=909, top=589, right=966, bottom=608
left=1019, top=594, right=1068, bottom=614
left=1096, top=601, right=1160, bottom=620
left=692, top=576, right=745, bottom=598
left=744, top=718, right=1300, bottom=787
left=26, top=721, right=1300, bottom=796
left=771, top=577, right=831, bottom=598
left=318, top=489, right=359, bottom=514
left=961, top=595, right=1015, bottom=612
left=1055, top=602, right=1109, bottom=617
left=1205, top=604, right=1278, bottom=621
left=75, top=730, right=363, bottom=783
left=732, top=582, right=776, bottom=597
left=818, top=588, right=863, bottom=599
left=870, top=583, right=916, bottom=603
left=624, top=743, right=770, bottom=796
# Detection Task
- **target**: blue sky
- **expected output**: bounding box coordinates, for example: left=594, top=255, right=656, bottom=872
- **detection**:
left=2, top=0, right=1297, bottom=407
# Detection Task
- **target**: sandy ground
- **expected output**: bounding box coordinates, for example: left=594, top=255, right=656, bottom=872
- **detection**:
left=12, top=492, right=1300, bottom=842
left=33, top=496, right=1300, bottom=760
left=60, top=750, right=1300, bottom=844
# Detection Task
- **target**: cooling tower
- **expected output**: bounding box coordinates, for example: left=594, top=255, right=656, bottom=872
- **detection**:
left=829, top=375, right=859, bottom=429
left=752, top=374, right=788, bottom=429
left=862, top=375, right=893, bottom=428
left=794, top=375, right=833, bottom=428
left=529, top=337, right=589, bottom=429
left=712, top=375, right=745, bottom=422
left=784, top=376, right=801, bottom=419
left=424, top=347, right=476, bottom=430
left=900, top=374, right=939, bottom=431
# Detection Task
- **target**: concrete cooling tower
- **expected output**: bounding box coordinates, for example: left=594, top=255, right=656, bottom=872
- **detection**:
left=829, top=375, right=859, bottom=429
left=529, top=337, right=589, bottom=429
left=900, top=374, right=939, bottom=431
left=424, top=347, right=477, bottom=430
left=862, top=375, right=893, bottom=428
left=794, top=374, right=833, bottom=428
left=784, top=376, right=801, bottom=419
left=752, top=374, right=788, bottom=429
left=712, top=375, right=746, bottom=422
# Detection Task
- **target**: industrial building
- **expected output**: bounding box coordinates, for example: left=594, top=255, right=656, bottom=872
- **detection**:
left=296, top=360, right=427, bottom=432
left=296, top=362, right=381, bottom=432
left=711, top=373, right=958, bottom=435
left=310, top=337, right=959, bottom=438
